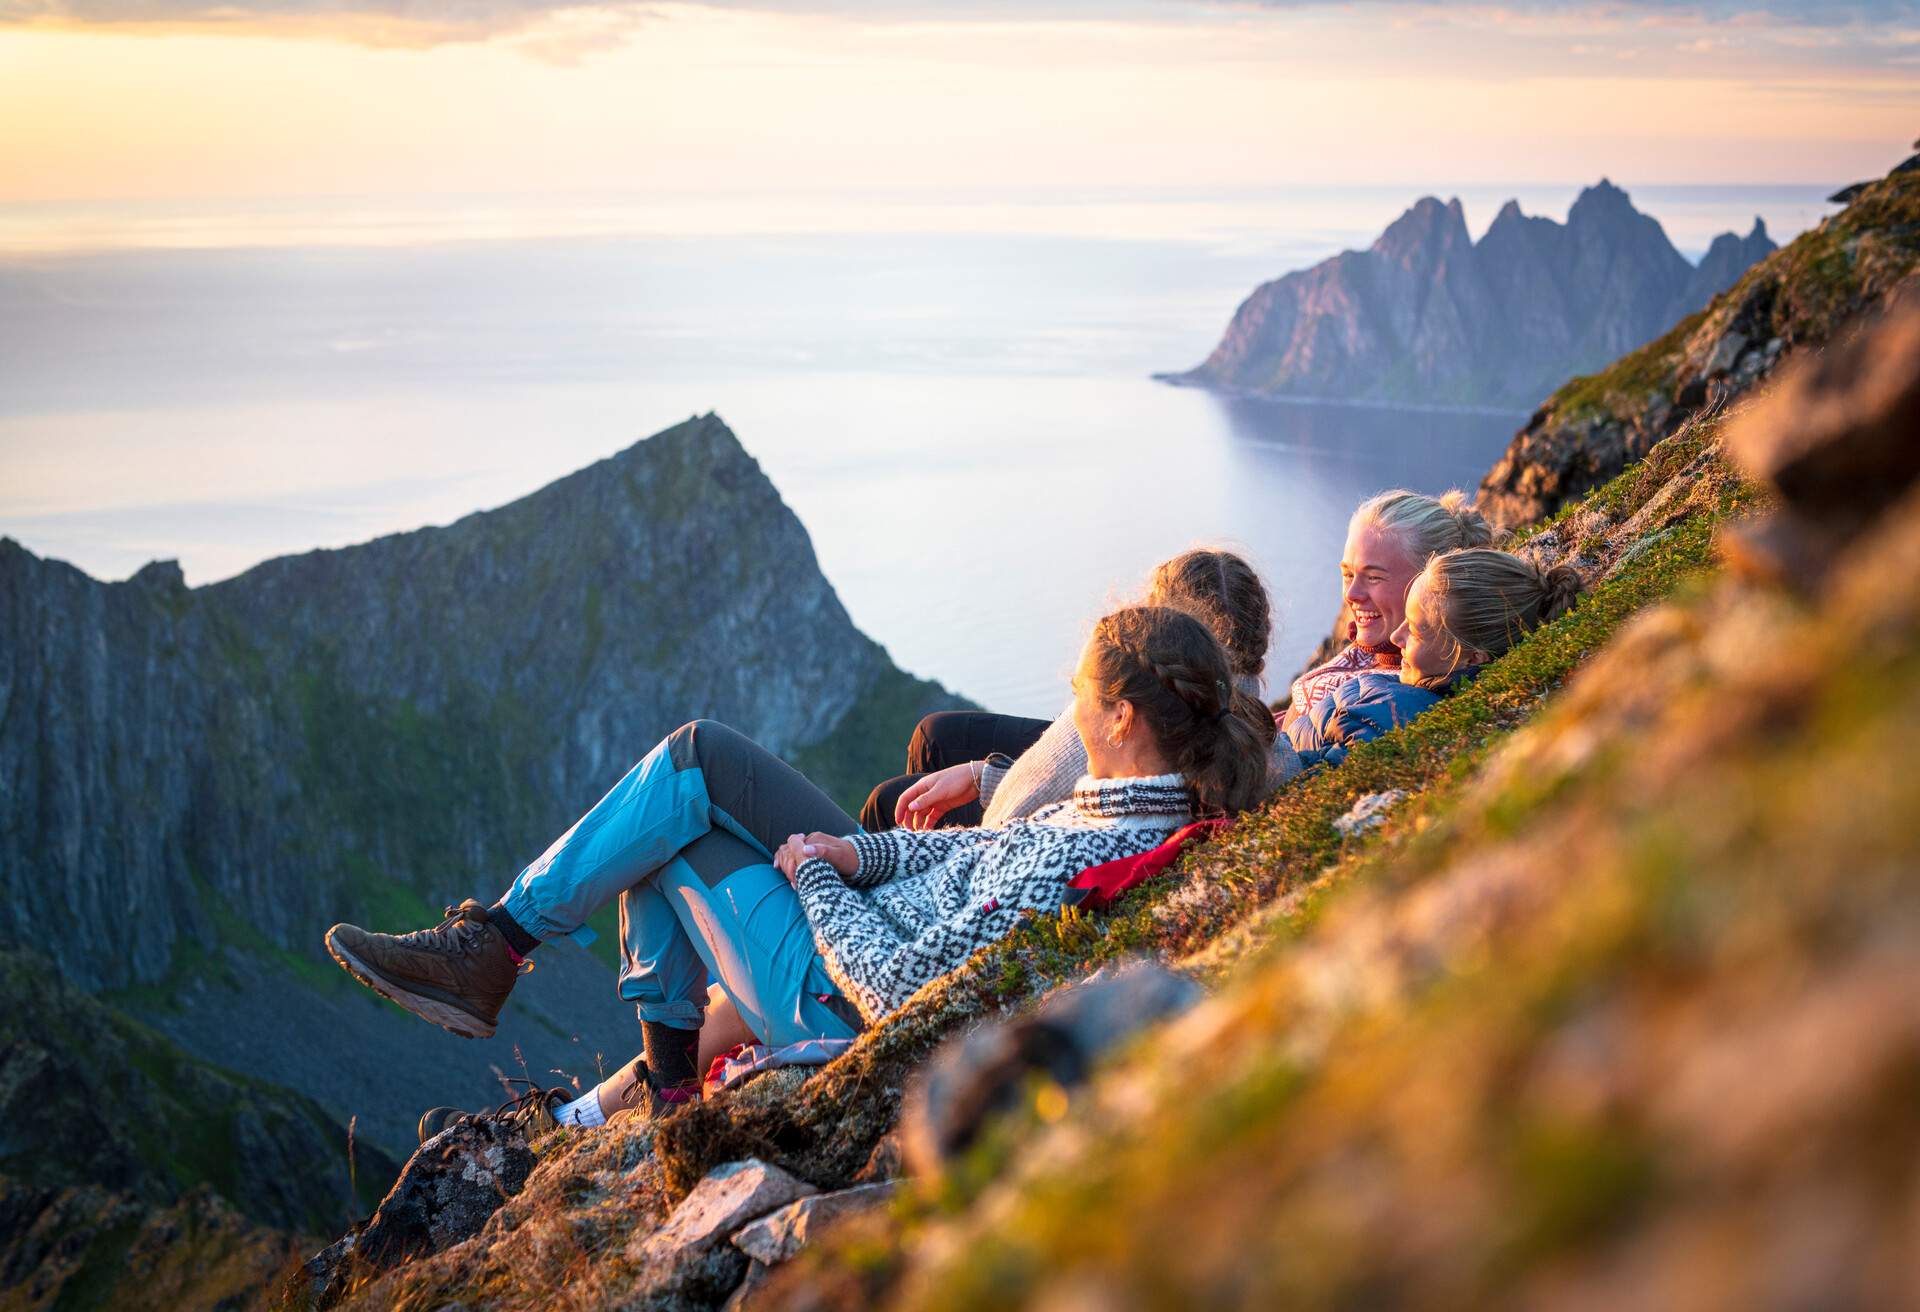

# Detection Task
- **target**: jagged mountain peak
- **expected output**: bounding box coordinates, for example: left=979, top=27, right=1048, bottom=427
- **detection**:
left=1372, top=194, right=1471, bottom=262
left=1567, top=177, right=1645, bottom=229
left=1748, top=215, right=1770, bottom=242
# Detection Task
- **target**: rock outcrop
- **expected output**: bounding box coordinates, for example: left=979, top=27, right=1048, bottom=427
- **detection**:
left=1163, top=180, right=1774, bottom=408
left=1477, top=162, right=1920, bottom=530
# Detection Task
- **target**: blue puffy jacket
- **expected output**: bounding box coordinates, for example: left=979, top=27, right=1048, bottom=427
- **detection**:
left=1288, top=668, right=1477, bottom=769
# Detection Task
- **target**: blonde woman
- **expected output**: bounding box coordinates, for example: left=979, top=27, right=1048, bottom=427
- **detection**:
left=1289, top=548, right=1582, bottom=768
left=1284, top=489, right=1495, bottom=729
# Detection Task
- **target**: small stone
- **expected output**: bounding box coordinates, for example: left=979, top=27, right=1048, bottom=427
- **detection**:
left=1703, top=329, right=1749, bottom=378
left=628, top=1159, right=818, bottom=1308
left=852, top=1131, right=902, bottom=1185
left=635, top=1158, right=817, bottom=1265
left=1333, top=790, right=1408, bottom=837
left=732, top=1182, right=898, bottom=1265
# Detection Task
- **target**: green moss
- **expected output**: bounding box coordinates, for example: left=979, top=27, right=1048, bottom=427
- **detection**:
left=1550, top=310, right=1703, bottom=425
left=50, top=1219, right=143, bottom=1312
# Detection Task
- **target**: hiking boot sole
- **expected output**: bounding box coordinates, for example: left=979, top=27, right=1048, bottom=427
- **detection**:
left=325, top=931, right=499, bottom=1039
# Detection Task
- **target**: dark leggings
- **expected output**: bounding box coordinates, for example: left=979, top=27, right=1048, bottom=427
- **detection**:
left=859, top=711, right=1054, bottom=831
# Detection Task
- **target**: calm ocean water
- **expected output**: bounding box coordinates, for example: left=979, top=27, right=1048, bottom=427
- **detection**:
left=0, top=185, right=1836, bottom=715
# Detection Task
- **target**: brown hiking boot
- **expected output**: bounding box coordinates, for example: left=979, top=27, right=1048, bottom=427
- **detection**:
left=325, top=899, right=521, bottom=1039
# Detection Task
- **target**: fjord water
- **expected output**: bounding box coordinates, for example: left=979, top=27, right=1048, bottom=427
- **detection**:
left=0, top=186, right=1833, bottom=715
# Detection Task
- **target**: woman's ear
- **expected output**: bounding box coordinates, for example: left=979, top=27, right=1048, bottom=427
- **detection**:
left=1460, top=643, right=1491, bottom=666
left=1110, top=697, right=1135, bottom=745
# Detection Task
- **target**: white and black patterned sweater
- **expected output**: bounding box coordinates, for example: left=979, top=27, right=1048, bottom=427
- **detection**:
left=793, top=774, right=1192, bottom=1024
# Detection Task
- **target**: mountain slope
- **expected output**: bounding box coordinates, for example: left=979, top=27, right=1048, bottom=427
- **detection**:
left=319, top=191, right=1918, bottom=1312
left=1162, top=180, right=1774, bottom=409
left=0, top=948, right=402, bottom=1311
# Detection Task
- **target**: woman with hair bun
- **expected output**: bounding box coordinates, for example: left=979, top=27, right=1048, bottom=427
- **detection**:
left=1290, top=548, right=1582, bottom=769
left=1285, top=488, right=1495, bottom=729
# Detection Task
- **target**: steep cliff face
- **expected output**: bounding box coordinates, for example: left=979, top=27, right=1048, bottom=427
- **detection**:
left=0, top=412, right=949, bottom=990
left=1478, top=168, right=1920, bottom=529
left=1164, top=180, right=1774, bottom=408
left=0, top=413, right=960, bottom=1151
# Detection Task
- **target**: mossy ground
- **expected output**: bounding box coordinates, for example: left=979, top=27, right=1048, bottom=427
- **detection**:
left=877, top=462, right=1920, bottom=1311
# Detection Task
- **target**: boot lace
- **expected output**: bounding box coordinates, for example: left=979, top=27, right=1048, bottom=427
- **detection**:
left=392, top=900, right=492, bottom=955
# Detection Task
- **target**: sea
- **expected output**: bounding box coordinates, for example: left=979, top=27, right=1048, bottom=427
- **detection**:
left=0, top=184, right=1837, bottom=716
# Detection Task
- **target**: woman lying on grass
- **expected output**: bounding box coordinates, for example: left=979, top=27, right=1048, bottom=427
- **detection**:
left=1290, top=548, right=1584, bottom=768
left=325, top=604, right=1275, bottom=1130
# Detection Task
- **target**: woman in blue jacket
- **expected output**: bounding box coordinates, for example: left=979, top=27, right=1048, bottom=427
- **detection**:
left=1291, top=549, right=1583, bottom=768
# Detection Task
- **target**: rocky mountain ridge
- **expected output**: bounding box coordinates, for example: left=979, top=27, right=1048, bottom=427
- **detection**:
left=1162, top=180, right=1774, bottom=408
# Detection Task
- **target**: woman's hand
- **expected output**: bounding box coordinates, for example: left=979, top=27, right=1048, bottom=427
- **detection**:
left=773, top=832, right=859, bottom=883
left=894, top=762, right=981, bottom=830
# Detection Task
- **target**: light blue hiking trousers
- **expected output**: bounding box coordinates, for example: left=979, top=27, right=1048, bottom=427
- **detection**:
left=501, top=720, right=865, bottom=1047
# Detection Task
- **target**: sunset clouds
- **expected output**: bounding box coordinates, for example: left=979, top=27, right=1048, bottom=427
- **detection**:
left=0, top=1, right=1912, bottom=212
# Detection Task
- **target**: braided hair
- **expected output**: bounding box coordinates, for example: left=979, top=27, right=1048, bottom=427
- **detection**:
left=1085, top=605, right=1276, bottom=817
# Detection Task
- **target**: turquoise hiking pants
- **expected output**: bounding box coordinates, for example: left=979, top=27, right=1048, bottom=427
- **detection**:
left=501, top=720, right=865, bottom=1047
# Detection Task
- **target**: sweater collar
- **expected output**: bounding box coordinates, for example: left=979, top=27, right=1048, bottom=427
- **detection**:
left=1070, top=773, right=1192, bottom=819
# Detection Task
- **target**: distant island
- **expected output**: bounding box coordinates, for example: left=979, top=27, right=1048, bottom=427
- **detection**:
left=1158, top=180, right=1775, bottom=410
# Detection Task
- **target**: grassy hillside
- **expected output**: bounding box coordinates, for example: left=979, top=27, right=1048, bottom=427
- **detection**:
left=325, top=386, right=1792, bottom=1312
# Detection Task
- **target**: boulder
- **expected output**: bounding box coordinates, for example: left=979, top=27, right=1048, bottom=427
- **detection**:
left=901, top=961, right=1204, bottom=1179
left=289, top=1116, right=535, bottom=1309
left=1703, top=329, right=1749, bottom=378
left=629, top=1158, right=817, bottom=1306
left=731, top=1182, right=898, bottom=1266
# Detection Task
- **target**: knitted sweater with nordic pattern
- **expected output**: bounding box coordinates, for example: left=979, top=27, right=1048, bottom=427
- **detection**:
left=793, top=775, right=1191, bottom=1024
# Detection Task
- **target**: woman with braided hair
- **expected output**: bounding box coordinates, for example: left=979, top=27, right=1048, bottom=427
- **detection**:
left=325, top=604, right=1272, bottom=1128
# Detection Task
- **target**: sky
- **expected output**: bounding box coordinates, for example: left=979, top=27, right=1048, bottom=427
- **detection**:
left=0, top=1, right=1915, bottom=238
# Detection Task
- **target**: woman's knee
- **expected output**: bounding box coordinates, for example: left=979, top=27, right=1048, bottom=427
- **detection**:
left=667, top=718, right=742, bottom=774
left=861, top=774, right=916, bottom=832
left=907, top=712, right=974, bottom=773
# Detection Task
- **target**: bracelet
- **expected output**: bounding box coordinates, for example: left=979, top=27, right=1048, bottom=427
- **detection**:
left=970, top=759, right=983, bottom=790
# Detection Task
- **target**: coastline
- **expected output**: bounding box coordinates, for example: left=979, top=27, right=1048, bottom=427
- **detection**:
left=1149, top=370, right=1533, bottom=419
